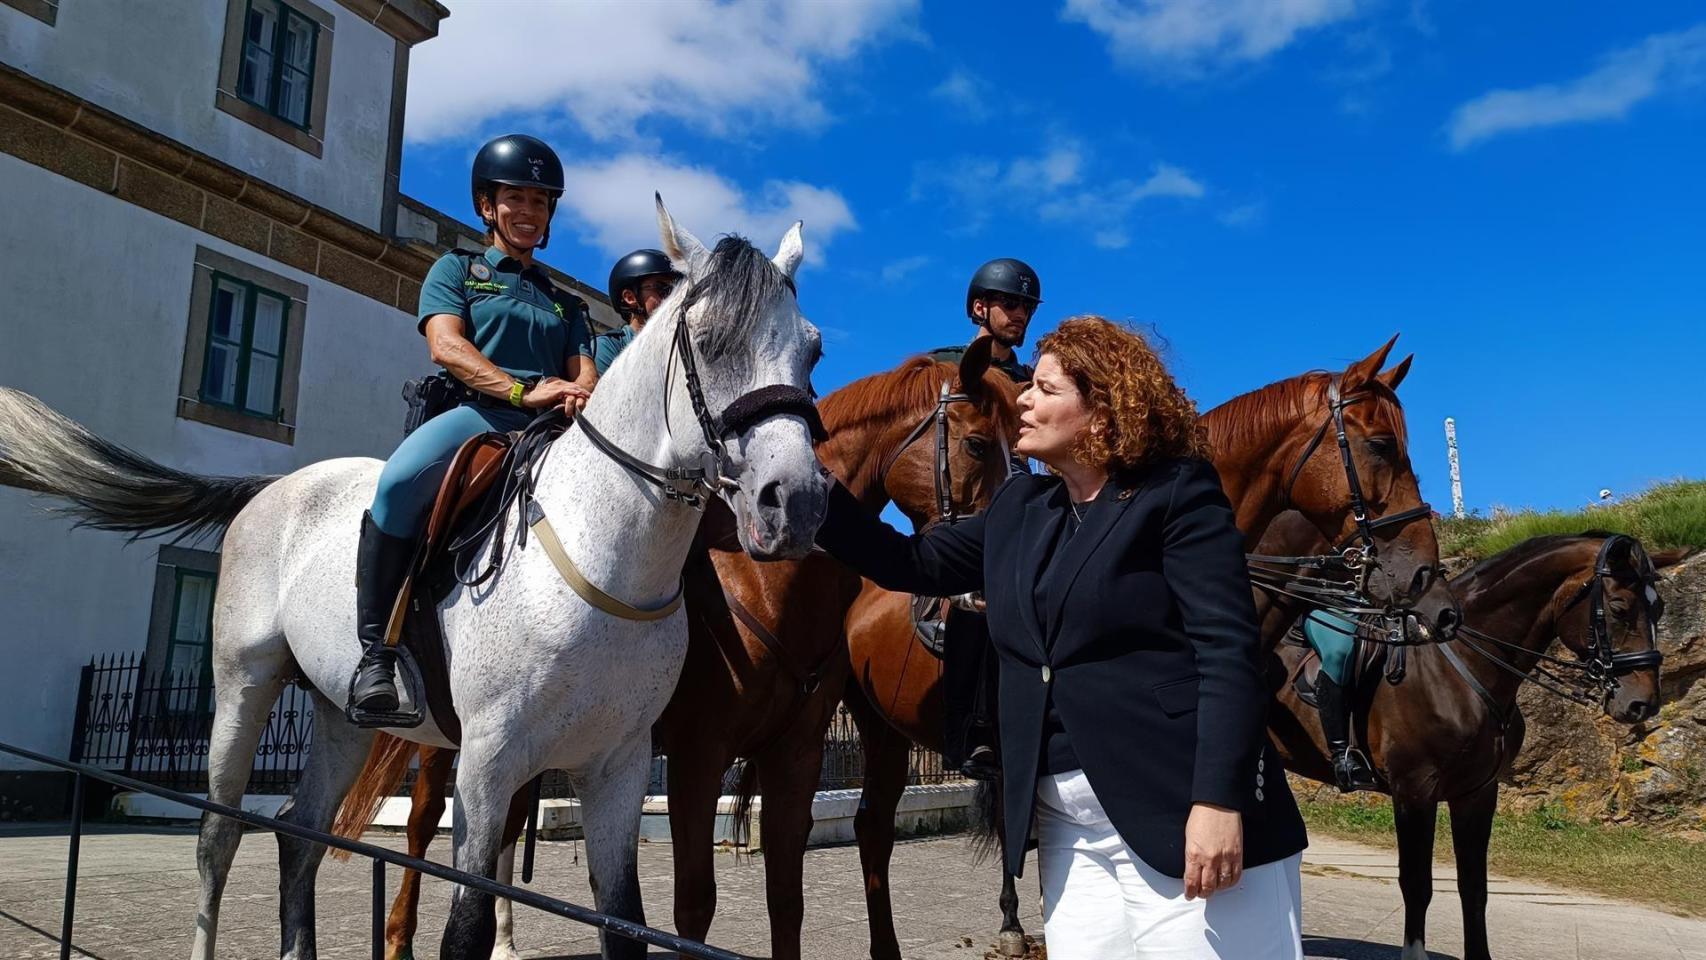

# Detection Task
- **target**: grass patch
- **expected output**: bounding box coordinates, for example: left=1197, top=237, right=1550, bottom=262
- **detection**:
left=1298, top=796, right=1706, bottom=916
left=1436, top=478, right=1706, bottom=561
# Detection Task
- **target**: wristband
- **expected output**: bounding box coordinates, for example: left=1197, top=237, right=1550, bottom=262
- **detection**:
left=508, top=381, right=526, bottom=407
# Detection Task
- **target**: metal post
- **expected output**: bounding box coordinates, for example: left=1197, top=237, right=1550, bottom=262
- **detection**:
left=522, top=774, right=542, bottom=884
left=60, top=771, right=85, bottom=960
left=1444, top=417, right=1465, bottom=519
left=372, top=858, right=385, bottom=960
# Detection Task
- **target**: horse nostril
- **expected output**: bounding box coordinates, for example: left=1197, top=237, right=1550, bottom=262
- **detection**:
left=1435, top=606, right=1460, bottom=638
left=758, top=480, right=784, bottom=511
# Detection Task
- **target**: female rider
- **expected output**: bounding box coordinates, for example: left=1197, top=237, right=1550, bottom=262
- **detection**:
left=347, top=133, right=597, bottom=725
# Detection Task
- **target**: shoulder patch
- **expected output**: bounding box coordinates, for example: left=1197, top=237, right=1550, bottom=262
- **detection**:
left=469, top=262, right=492, bottom=281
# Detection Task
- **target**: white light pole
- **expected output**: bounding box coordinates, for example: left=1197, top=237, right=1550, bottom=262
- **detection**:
left=1444, top=417, right=1465, bottom=519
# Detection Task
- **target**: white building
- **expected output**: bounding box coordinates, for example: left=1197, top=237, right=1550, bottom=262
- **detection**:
left=0, top=0, right=616, bottom=816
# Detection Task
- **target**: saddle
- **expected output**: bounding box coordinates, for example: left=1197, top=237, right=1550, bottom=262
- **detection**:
left=912, top=594, right=951, bottom=659
left=380, top=430, right=519, bottom=742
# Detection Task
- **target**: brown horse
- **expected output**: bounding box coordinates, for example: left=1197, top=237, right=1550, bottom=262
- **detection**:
left=1258, top=510, right=1679, bottom=960
left=329, top=344, right=1020, bottom=960
left=843, top=337, right=1453, bottom=960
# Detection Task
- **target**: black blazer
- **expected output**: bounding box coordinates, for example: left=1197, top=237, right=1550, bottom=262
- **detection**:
left=817, top=457, right=1307, bottom=879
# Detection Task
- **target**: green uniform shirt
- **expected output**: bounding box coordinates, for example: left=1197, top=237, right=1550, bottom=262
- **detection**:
left=417, top=246, right=592, bottom=381
left=925, top=342, right=1033, bottom=383
left=593, top=324, right=637, bottom=375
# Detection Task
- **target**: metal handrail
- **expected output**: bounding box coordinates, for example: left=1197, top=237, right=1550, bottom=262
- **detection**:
left=0, top=739, right=751, bottom=960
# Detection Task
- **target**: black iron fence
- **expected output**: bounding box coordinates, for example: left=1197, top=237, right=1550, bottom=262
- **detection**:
left=2, top=739, right=751, bottom=960
left=70, top=654, right=961, bottom=798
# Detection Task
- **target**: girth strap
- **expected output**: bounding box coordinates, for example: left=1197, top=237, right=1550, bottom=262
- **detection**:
left=528, top=504, right=684, bottom=621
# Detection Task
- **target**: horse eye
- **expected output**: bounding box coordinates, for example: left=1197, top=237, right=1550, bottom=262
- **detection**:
left=965, top=436, right=989, bottom=459
left=1365, top=437, right=1395, bottom=458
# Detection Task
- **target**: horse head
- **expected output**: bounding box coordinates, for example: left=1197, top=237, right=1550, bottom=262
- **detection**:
left=1554, top=536, right=1673, bottom=724
left=654, top=195, right=828, bottom=560
left=892, top=338, right=1020, bottom=529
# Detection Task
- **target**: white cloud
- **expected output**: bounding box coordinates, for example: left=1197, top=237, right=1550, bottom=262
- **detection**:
left=1217, top=201, right=1267, bottom=228
left=881, top=255, right=932, bottom=284
left=1062, top=0, right=1365, bottom=73
left=405, top=0, right=918, bottom=143
left=556, top=154, right=856, bottom=266
left=1447, top=24, right=1706, bottom=150
left=915, top=144, right=1205, bottom=247
left=931, top=68, right=992, bottom=120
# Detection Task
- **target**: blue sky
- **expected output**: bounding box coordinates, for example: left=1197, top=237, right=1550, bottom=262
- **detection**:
left=397, top=1, right=1704, bottom=514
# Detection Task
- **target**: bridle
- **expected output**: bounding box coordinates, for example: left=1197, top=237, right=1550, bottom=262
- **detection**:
left=575, top=272, right=825, bottom=509
left=1247, top=376, right=1434, bottom=626
left=875, top=382, right=987, bottom=527
left=1450, top=534, right=1665, bottom=708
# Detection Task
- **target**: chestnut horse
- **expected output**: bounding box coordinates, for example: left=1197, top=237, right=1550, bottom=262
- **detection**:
left=842, top=337, right=1455, bottom=960
left=330, top=344, right=1020, bottom=960
left=1257, top=510, right=1679, bottom=960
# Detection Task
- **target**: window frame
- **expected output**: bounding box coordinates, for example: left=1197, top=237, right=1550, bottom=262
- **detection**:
left=178, top=246, right=307, bottom=446
left=162, top=568, right=219, bottom=715
left=197, top=270, right=290, bottom=422
left=236, top=0, right=320, bottom=132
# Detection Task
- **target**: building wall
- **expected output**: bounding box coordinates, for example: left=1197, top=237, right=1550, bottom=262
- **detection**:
left=0, top=149, right=424, bottom=780
left=0, top=0, right=398, bottom=229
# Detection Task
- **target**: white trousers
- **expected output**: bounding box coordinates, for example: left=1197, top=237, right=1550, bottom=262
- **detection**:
left=1036, top=769, right=1303, bottom=960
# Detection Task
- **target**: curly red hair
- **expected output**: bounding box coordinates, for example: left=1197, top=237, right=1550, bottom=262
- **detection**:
left=1034, top=316, right=1209, bottom=474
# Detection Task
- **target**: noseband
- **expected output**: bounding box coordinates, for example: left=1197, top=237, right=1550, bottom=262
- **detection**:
left=576, top=274, right=825, bottom=509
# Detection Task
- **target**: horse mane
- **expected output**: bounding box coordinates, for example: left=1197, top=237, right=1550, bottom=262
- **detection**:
left=690, top=235, right=793, bottom=362
left=1201, top=369, right=1408, bottom=457
left=1456, top=532, right=1613, bottom=585
left=818, top=356, right=1018, bottom=490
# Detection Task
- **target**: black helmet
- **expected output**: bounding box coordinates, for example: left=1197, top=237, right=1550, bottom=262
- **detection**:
left=471, top=134, right=564, bottom=245
left=607, top=249, right=680, bottom=319
left=965, top=257, right=1042, bottom=320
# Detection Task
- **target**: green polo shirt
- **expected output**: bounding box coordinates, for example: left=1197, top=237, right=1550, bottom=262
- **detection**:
left=593, top=324, right=637, bottom=375
left=925, top=343, right=1034, bottom=383
left=417, top=246, right=592, bottom=381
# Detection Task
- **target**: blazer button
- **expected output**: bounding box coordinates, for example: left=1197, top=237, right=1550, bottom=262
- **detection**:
left=1256, top=774, right=1266, bottom=788
left=1255, top=788, right=1265, bottom=802
left=1041, top=665, right=1052, bottom=683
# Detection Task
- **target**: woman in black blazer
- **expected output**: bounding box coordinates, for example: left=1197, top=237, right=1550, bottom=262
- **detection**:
left=816, top=317, right=1306, bottom=959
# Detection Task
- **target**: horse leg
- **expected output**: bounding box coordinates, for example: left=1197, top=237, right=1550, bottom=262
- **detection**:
left=1449, top=784, right=1498, bottom=960
left=191, top=669, right=287, bottom=960
left=994, top=796, right=1027, bottom=960
left=490, top=785, right=532, bottom=960
left=1393, top=798, right=1438, bottom=960
left=438, top=745, right=528, bottom=960
left=276, top=693, right=376, bottom=960
left=387, top=745, right=454, bottom=960
left=572, top=740, right=653, bottom=960
left=667, top=746, right=727, bottom=945
left=846, top=692, right=912, bottom=960
left=754, top=710, right=837, bottom=960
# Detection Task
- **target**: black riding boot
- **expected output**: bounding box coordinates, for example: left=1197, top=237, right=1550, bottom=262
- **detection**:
left=1315, top=673, right=1377, bottom=792
left=346, top=511, right=416, bottom=727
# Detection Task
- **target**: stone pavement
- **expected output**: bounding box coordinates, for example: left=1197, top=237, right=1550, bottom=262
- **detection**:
left=0, top=823, right=1700, bottom=959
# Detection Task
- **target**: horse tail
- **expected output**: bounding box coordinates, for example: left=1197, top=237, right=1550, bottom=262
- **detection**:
left=328, top=733, right=417, bottom=859
left=0, top=388, right=278, bottom=541
left=730, top=758, right=762, bottom=851
left=969, top=775, right=1002, bottom=865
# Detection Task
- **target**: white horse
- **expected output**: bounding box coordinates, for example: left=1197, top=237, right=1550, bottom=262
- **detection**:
left=0, top=198, right=829, bottom=960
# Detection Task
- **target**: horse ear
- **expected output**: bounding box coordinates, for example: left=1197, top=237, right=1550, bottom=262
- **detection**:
left=1342, top=335, right=1400, bottom=392
left=655, top=193, right=710, bottom=279
left=1377, top=353, right=1414, bottom=392
left=958, top=337, right=994, bottom=400
left=773, top=220, right=804, bottom=282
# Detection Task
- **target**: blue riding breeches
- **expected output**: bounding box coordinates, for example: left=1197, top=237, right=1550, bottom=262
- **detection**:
left=369, top=403, right=532, bottom=538
left=1303, top=609, right=1359, bottom=686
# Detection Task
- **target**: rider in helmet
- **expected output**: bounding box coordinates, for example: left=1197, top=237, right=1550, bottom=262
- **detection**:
left=594, top=249, right=680, bottom=374
left=1303, top=609, right=1378, bottom=791
left=924, top=257, right=1041, bottom=384
left=924, top=258, right=1042, bottom=779
left=346, top=133, right=598, bottom=726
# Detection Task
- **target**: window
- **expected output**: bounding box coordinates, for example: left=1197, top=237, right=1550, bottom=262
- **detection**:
left=178, top=246, right=307, bottom=445
left=144, top=547, right=222, bottom=716
left=215, top=0, right=334, bottom=156
left=236, top=0, right=318, bottom=129
left=201, top=273, right=289, bottom=419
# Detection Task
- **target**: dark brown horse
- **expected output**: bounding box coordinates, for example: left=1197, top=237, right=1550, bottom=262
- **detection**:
left=843, top=338, right=1452, bottom=960
left=329, top=345, right=1020, bottom=960
left=1258, top=510, right=1680, bottom=960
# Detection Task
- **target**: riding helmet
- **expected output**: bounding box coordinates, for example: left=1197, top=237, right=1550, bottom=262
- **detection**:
left=607, top=249, right=680, bottom=318
left=965, top=257, right=1042, bottom=320
left=471, top=134, right=564, bottom=246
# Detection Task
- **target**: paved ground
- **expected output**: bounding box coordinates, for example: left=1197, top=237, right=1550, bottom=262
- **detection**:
left=0, top=823, right=1700, bottom=959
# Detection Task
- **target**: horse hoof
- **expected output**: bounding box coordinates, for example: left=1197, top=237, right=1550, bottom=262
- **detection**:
left=489, top=946, right=521, bottom=960
left=997, top=930, right=1029, bottom=957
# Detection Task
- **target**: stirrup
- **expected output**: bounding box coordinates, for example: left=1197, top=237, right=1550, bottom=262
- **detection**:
left=960, top=744, right=1000, bottom=782
left=1333, top=747, right=1378, bottom=792
left=344, top=662, right=423, bottom=729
